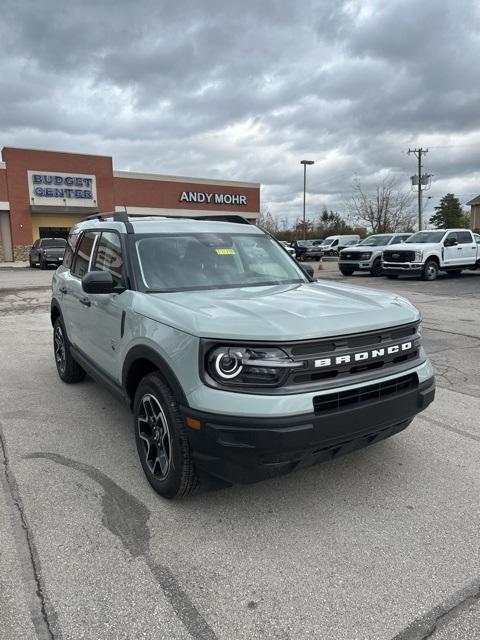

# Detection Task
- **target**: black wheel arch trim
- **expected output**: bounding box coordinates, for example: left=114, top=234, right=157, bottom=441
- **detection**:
left=50, top=298, right=63, bottom=326
left=122, top=345, right=188, bottom=407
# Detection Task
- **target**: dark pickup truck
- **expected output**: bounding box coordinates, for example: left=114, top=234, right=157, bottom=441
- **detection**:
left=29, top=238, right=67, bottom=269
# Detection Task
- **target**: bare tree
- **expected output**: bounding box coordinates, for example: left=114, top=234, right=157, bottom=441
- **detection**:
left=257, top=206, right=279, bottom=234
left=349, top=178, right=415, bottom=233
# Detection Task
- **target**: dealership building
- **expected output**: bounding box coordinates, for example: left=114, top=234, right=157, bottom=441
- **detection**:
left=0, top=147, right=260, bottom=262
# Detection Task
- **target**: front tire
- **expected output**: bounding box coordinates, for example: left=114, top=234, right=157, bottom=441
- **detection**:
left=134, top=373, right=198, bottom=499
left=29, top=256, right=36, bottom=268
left=53, top=317, right=86, bottom=383
left=370, top=258, right=383, bottom=277
left=39, top=257, right=47, bottom=270
left=421, top=260, right=439, bottom=281
left=339, top=266, right=354, bottom=276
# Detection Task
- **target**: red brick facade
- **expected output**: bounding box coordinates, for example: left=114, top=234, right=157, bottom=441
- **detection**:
left=0, top=147, right=260, bottom=261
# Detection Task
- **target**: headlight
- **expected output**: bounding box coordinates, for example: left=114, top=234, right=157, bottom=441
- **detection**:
left=206, top=345, right=303, bottom=387
left=359, top=252, right=372, bottom=260
left=414, top=250, right=423, bottom=262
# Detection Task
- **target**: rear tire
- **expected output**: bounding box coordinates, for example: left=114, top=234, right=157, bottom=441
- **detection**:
left=53, top=317, right=86, bottom=383
left=339, top=266, right=354, bottom=276
left=370, top=258, right=383, bottom=277
left=134, top=372, right=198, bottom=499
left=421, top=260, right=439, bottom=281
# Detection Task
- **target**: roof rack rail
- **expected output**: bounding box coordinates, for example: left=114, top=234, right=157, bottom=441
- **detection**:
left=79, top=210, right=134, bottom=233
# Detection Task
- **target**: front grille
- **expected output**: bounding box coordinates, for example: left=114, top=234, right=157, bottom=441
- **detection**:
left=383, top=250, right=415, bottom=263
left=313, top=373, right=418, bottom=414
left=290, top=322, right=417, bottom=357
left=341, top=252, right=361, bottom=260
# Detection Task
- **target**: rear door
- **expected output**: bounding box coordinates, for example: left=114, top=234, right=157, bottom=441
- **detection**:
left=61, top=231, right=100, bottom=348
left=457, top=230, right=477, bottom=264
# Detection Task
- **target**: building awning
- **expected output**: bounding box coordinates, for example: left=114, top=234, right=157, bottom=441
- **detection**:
left=31, top=205, right=99, bottom=214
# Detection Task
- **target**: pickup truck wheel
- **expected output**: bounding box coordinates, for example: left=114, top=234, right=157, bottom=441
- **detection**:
left=370, top=258, right=383, bottom=277
left=422, top=260, right=439, bottom=281
left=53, top=318, right=86, bottom=383
left=134, top=373, right=198, bottom=499
left=339, top=266, right=354, bottom=276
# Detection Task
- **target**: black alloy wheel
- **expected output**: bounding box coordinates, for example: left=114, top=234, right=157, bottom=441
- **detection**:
left=134, top=373, right=198, bottom=499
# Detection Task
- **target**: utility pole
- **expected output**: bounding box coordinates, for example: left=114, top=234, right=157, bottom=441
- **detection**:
left=408, top=148, right=428, bottom=230
left=300, top=160, right=314, bottom=239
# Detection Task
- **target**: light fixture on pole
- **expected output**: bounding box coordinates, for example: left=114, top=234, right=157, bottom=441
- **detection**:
left=300, top=160, right=314, bottom=240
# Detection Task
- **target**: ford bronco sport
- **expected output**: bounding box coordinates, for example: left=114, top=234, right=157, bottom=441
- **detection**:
left=51, top=213, right=435, bottom=498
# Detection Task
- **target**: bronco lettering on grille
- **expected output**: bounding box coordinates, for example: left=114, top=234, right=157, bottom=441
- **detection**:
left=314, top=341, right=413, bottom=368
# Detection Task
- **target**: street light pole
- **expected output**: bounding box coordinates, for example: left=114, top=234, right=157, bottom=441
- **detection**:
left=300, top=160, right=314, bottom=240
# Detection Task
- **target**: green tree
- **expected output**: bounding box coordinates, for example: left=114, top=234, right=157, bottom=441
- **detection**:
left=429, top=193, right=470, bottom=228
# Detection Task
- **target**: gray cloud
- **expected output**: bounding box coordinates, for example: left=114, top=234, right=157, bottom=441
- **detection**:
left=1, top=0, right=480, bottom=221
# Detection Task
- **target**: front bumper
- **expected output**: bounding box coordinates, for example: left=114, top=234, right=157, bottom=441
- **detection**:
left=382, top=261, right=423, bottom=274
left=338, top=259, right=372, bottom=270
left=182, top=373, right=435, bottom=487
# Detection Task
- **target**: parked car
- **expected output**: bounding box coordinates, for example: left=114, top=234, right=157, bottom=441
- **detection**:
left=291, top=239, right=313, bottom=260
left=29, top=238, right=67, bottom=269
left=337, top=238, right=360, bottom=253
left=303, top=242, right=323, bottom=261
left=382, top=229, right=480, bottom=281
left=51, top=212, right=435, bottom=498
left=279, top=241, right=296, bottom=257
left=339, top=233, right=411, bottom=277
left=322, top=235, right=361, bottom=256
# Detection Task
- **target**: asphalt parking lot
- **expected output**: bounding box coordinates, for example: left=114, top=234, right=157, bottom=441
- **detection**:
left=0, top=263, right=479, bottom=640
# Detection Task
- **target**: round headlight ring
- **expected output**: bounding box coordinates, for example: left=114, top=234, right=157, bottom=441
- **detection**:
left=214, top=351, right=244, bottom=379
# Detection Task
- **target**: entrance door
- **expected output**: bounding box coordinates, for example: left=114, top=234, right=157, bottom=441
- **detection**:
left=39, top=227, right=71, bottom=240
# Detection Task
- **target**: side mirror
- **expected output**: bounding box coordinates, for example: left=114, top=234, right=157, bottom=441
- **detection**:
left=82, top=271, right=116, bottom=294
left=444, top=238, right=457, bottom=247
left=299, top=262, right=314, bottom=278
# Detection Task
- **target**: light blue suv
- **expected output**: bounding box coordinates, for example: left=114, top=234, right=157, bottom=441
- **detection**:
left=51, top=213, right=435, bottom=498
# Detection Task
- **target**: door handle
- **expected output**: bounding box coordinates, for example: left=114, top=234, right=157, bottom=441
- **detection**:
left=59, top=286, right=68, bottom=294
left=457, top=247, right=462, bottom=250
left=79, top=297, right=91, bottom=307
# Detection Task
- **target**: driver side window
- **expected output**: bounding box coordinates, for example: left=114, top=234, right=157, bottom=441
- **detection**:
left=445, top=232, right=458, bottom=246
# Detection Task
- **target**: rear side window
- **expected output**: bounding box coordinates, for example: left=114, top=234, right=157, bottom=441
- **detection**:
left=92, top=232, right=125, bottom=287
left=71, top=232, right=98, bottom=277
left=458, top=231, right=473, bottom=243
left=63, top=231, right=81, bottom=269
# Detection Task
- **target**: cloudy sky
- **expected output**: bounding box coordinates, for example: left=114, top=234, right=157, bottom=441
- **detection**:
left=1, top=0, right=480, bottom=222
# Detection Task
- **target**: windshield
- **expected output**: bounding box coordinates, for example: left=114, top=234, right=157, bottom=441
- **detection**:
left=358, top=235, right=393, bottom=246
left=405, top=231, right=446, bottom=244
left=41, top=239, right=66, bottom=247
left=297, top=240, right=312, bottom=247
left=136, top=232, right=308, bottom=292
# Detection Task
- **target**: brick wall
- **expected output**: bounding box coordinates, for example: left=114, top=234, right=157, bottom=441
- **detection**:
left=2, top=147, right=115, bottom=247
left=113, top=176, right=260, bottom=214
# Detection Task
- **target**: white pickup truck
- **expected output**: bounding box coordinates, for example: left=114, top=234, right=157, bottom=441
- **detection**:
left=382, top=229, right=480, bottom=281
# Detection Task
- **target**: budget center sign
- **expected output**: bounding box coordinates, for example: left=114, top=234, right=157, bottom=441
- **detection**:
left=28, top=170, right=97, bottom=208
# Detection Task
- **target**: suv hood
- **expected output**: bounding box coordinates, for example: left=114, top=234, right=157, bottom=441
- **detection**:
left=135, top=281, right=420, bottom=341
